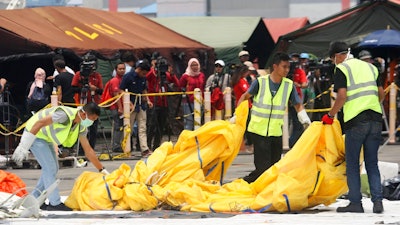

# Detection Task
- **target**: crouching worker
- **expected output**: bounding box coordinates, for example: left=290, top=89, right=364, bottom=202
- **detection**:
left=12, top=102, right=109, bottom=211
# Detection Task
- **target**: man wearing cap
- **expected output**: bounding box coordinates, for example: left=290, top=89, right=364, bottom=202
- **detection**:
left=206, top=60, right=231, bottom=92
left=358, top=50, right=385, bottom=74
left=238, top=52, right=311, bottom=183
left=238, top=50, right=250, bottom=65
left=119, top=59, right=153, bottom=158
left=206, top=60, right=231, bottom=119
left=322, top=42, right=385, bottom=213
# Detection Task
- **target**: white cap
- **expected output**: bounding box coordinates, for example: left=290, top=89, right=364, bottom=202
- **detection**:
left=243, top=61, right=255, bottom=70
left=358, top=50, right=372, bottom=60
left=214, top=59, right=225, bottom=67
left=238, top=50, right=249, bottom=57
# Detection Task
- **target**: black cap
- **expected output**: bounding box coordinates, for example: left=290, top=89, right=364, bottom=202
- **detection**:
left=328, top=42, right=349, bottom=58
left=136, top=59, right=151, bottom=71
left=290, top=53, right=300, bottom=58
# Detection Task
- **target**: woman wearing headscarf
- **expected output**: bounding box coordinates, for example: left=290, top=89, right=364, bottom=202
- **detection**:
left=26, top=68, right=52, bottom=114
left=179, top=58, right=205, bottom=130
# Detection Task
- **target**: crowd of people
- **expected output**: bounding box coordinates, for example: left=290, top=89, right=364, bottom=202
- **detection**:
left=4, top=44, right=388, bottom=213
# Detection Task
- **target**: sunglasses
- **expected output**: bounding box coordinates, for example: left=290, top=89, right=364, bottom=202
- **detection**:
left=215, top=64, right=223, bottom=68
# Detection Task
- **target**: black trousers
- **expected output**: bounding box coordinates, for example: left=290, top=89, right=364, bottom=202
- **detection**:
left=243, top=133, right=282, bottom=183
left=147, top=106, right=169, bottom=150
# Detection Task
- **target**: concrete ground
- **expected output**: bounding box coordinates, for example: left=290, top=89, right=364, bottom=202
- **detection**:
left=1, top=139, right=400, bottom=224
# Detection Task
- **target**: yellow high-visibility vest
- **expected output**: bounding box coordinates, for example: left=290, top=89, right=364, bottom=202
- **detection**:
left=336, top=59, right=381, bottom=122
left=248, top=76, right=292, bottom=137
left=26, top=106, right=83, bottom=147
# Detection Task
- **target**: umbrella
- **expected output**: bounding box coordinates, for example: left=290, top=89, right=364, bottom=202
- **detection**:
left=358, top=29, right=400, bottom=48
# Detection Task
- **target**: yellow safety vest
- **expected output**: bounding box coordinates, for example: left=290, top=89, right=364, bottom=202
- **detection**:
left=336, top=58, right=382, bottom=122
left=248, top=76, right=292, bottom=137
left=25, top=106, right=83, bottom=147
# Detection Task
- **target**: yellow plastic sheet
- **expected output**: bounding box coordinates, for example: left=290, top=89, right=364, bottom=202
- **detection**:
left=65, top=101, right=347, bottom=212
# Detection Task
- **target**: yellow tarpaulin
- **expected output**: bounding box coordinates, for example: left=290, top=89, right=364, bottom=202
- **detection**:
left=65, top=101, right=348, bottom=212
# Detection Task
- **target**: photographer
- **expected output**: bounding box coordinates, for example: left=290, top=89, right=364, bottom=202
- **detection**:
left=146, top=56, right=180, bottom=150
left=71, top=54, right=103, bottom=150
left=309, top=59, right=334, bottom=121
left=288, top=53, right=308, bottom=148
left=205, top=60, right=231, bottom=118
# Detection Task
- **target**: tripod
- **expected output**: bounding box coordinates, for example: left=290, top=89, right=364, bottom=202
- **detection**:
left=174, top=88, right=193, bottom=130
left=75, top=83, right=110, bottom=157
left=1, top=85, right=12, bottom=168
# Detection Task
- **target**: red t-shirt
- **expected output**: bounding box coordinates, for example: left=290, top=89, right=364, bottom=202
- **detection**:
left=179, top=73, right=205, bottom=103
left=292, top=68, right=307, bottom=100
left=71, top=71, right=103, bottom=104
left=233, top=78, right=251, bottom=107
left=146, top=68, right=180, bottom=107
left=107, top=75, right=123, bottom=110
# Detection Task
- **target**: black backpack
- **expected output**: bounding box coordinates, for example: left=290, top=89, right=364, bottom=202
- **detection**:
left=27, top=84, right=49, bottom=112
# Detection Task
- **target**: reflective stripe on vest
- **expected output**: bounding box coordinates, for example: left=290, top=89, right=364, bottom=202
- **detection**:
left=248, top=76, right=292, bottom=136
left=337, top=59, right=381, bottom=122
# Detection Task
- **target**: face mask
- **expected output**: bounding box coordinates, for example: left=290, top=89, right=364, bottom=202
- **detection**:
left=78, top=110, right=94, bottom=127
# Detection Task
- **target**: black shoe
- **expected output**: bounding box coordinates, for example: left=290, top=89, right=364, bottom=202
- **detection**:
left=337, top=202, right=364, bottom=213
left=141, top=149, right=153, bottom=158
left=373, top=201, right=384, bottom=213
left=47, top=203, right=72, bottom=211
left=113, top=147, right=123, bottom=153
left=40, top=203, right=48, bottom=210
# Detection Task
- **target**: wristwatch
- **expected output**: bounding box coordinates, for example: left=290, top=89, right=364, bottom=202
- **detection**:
left=327, top=113, right=334, bottom=118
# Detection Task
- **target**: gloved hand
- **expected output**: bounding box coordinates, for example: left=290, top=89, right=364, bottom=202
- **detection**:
left=297, top=109, right=311, bottom=125
left=100, top=168, right=110, bottom=175
left=229, top=115, right=236, bottom=124
left=12, top=131, right=36, bottom=165
left=321, top=114, right=334, bottom=125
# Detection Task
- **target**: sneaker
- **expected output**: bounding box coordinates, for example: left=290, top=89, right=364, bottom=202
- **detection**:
left=141, top=149, right=153, bottom=158
left=46, top=203, right=72, bottom=211
left=40, top=203, right=48, bottom=210
left=337, top=202, right=364, bottom=213
left=373, top=201, right=384, bottom=213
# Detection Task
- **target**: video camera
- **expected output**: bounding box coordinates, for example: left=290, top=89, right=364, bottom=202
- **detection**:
left=308, top=60, right=335, bottom=82
left=156, top=57, right=169, bottom=92
left=80, top=54, right=97, bottom=79
left=287, top=60, right=300, bottom=79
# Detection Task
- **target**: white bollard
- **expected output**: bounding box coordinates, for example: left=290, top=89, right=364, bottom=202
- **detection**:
left=123, top=89, right=131, bottom=153
left=204, top=89, right=211, bottom=123
left=282, top=107, right=289, bottom=150
left=389, top=82, right=397, bottom=143
left=224, top=87, right=232, bottom=120
left=51, top=87, right=58, bottom=106
left=194, top=88, right=202, bottom=130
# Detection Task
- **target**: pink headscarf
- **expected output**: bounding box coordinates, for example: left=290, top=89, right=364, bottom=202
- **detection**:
left=28, top=68, right=46, bottom=98
left=184, top=58, right=201, bottom=76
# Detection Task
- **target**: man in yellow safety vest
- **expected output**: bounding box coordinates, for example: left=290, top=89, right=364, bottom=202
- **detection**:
left=238, top=52, right=311, bottom=183
left=322, top=42, right=385, bottom=214
left=12, top=102, right=109, bottom=211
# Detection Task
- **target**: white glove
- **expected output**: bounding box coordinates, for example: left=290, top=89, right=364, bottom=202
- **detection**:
left=229, top=115, right=236, bottom=124
left=100, top=168, right=110, bottom=175
left=12, top=131, right=36, bottom=165
left=297, top=109, right=311, bottom=125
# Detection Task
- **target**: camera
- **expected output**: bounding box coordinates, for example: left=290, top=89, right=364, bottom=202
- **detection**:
left=156, top=57, right=169, bottom=92
left=287, top=60, right=300, bottom=79
left=156, top=57, right=169, bottom=75
left=80, top=54, right=97, bottom=78
left=308, top=60, right=335, bottom=81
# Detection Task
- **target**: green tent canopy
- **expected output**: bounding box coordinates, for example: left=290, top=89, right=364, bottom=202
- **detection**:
left=153, top=17, right=273, bottom=68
